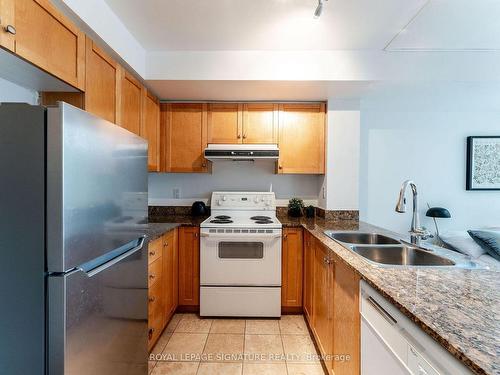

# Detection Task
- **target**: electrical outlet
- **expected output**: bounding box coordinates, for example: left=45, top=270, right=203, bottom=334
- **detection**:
left=173, top=188, right=180, bottom=199
left=322, top=186, right=326, bottom=199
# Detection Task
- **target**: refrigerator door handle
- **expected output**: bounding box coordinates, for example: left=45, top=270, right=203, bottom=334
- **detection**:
left=82, top=236, right=146, bottom=277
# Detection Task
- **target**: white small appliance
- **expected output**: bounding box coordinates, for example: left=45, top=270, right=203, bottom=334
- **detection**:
left=200, top=191, right=282, bottom=317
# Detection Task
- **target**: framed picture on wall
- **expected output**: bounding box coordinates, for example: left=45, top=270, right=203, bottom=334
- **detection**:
left=466, top=136, right=500, bottom=190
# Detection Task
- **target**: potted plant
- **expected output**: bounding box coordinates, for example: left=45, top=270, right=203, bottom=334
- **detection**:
left=288, top=198, right=305, bottom=217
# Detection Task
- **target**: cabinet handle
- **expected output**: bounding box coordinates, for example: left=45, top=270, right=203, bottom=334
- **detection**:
left=283, top=234, right=288, bottom=240
left=149, top=296, right=155, bottom=303
left=149, top=251, right=156, bottom=256
left=243, top=134, right=247, bottom=139
left=164, top=242, right=168, bottom=247
left=148, top=328, right=154, bottom=340
left=237, top=134, right=242, bottom=139
left=278, top=164, right=283, bottom=169
left=4, top=25, right=16, bottom=35
left=194, top=232, right=199, bottom=238
left=202, top=162, right=207, bottom=168
left=367, top=296, right=397, bottom=325
left=149, top=274, right=156, bottom=280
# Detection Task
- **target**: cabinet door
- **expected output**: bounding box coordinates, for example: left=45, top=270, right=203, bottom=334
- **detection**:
left=85, top=37, right=119, bottom=123
left=178, top=227, right=200, bottom=306
left=119, top=69, right=143, bottom=135
left=207, top=103, right=242, bottom=144
left=10, top=0, right=85, bottom=89
left=161, top=103, right=209, bottom=173
left=142, top=91, right=160, bottom=172
left=243, top=103, right=278, bottom=144
left=163, top=230, right=176, bottom=317
left=333, top=258, right=360, bottom=375
left=278, top=103, right=326, bottom=174
left=282, top=228, right=303, bottom=308
left=0, top=0, right=15, bottom=51
left=303, top=231, right=314, bottom=322
left=312, top=244, right=334, bottom=370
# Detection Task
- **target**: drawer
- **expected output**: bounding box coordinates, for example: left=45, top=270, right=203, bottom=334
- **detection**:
left=163, top=230, right=175, bottom=251
left=148, top=311, right=163, bottom=351
left=148, top=257, right=163, bottom=288
left=148, top=279, right=163, bottom=321
left=148, top=237, right=162, bottom=264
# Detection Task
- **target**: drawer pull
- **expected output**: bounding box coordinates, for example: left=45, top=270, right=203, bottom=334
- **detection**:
left=149, top=274, right=156, bottom=280
left=164, top=242, right=168, bottom=247
left=5, top=25, right=16, bottom=35
left=148, top=328, right=154, bottom=340
left=149, top=296, right=155, bottom=303
left=149, top=251, right=156, bottom=256
left=367, top=296, right=397, bottom=325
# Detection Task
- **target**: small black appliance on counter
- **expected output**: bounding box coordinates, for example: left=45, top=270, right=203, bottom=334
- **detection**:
left=191, top=201, right=208, bottom=216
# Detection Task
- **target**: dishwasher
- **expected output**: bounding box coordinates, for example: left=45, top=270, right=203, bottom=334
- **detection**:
left=360, top=281, right=473, bottom=375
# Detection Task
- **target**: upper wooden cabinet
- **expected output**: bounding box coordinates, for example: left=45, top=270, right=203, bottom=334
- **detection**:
left=207, top=103, right=278, bottom=144
left=1, top=0, right=85, bottom=89
left=282, top=228, right=304, bottom=309
left=85, top=37, right=119, bottom=123
left=161, top=103, right=209, bottom=173
left=119, top=70, right=144, bottom=135
left=278, top=103, right=326, bottom=174
left=243, top=103, right=278, bottom=143
left=207, top=103, right=242, bottom=144
left=142, top=91, right=161, bottom=172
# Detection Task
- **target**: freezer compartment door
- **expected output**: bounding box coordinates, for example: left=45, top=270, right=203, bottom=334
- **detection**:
left=47, top=240, right=148, bottom=375
left=47, top=103, right=148, bottom=272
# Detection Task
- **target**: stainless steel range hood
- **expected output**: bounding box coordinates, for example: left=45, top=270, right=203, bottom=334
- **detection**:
left=204, top=144, right=279, bottom=161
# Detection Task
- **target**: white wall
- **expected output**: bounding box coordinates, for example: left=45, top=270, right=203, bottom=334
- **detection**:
left=0, top=77, right=38, bottom=104
left=359, top=83, right=500, bottom=234
left=149, top=160, right=322, bottom=206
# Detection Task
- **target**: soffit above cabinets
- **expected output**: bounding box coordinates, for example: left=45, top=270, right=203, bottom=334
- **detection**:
left=386, top=0, right=500, bottom=51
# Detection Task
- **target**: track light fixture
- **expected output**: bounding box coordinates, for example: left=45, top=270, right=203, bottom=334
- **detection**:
left=314, top=0, right=327, bottom=18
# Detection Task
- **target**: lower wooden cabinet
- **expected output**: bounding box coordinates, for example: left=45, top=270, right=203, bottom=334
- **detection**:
left=163, top=229, right=178, bottom=316
left=303, top=230, right=314, bottom=322
left=312, top=243, right=334, bottom=370
left=147, top=235, right=165, bottom=350
left=148, top=228, right=178, bottom=351
left=282, top=228, right=304, bottom=309
left=304, top=232, right=361, bottom=375
left=178, top=227, right=200, bottom=306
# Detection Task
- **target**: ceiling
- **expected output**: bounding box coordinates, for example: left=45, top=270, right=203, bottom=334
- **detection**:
left=103, top=0, right=426, bottom=51
left=387, top=0, right=500, bottom=51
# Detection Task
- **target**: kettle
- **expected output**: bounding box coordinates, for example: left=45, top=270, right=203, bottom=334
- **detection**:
left=191, top=201, right=208, bottom=216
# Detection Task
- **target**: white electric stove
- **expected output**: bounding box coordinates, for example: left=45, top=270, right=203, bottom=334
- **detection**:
left=200, top=192, right=282, bottom=317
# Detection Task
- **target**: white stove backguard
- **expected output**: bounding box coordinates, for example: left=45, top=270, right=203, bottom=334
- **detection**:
left=209, top=191, right=276, bottom=214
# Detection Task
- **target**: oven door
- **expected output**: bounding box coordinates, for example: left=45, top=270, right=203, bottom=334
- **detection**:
left=200, top=229, right=282, bottom=286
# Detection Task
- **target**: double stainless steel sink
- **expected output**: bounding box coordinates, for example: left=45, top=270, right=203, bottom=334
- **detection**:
left=324, top=231, right=457, bottom=267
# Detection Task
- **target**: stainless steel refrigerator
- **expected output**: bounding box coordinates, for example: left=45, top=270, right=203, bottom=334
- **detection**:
left=0, top=102, right=149, bottom=374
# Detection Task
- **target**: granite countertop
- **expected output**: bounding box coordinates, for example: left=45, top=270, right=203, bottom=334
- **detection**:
left=147, top=214, right=499, bottom=374
left=301, top=220, right=499, bottom=375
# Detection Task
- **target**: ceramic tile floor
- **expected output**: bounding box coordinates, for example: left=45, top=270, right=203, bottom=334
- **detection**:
left=149, top=314, right=326, bottom=375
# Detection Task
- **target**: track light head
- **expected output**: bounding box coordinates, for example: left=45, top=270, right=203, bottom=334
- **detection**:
left=313, top=0, right=327, bottom=19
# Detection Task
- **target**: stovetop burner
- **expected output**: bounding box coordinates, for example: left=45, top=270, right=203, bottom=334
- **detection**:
left=210, top=219, right=233, bottom=224
left=255, top=220, right=273, bottom=224
left=250, top=216, right=272, bottom=221
left=215, top=215, right=231, bottom=220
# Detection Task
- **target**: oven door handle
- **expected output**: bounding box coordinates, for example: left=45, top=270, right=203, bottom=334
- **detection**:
left=200, top=232, right=282, bottom=239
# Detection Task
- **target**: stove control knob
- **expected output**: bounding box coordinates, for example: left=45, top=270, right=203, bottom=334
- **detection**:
left=222, top=196, right=227, bottom=201
left=217, top=199, right=222, bottom=206
left=253, top=196, right=259, bottom=203
left=261, top=197, right=265, bottom=202
left=265, top=200, right=271, bottom=206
